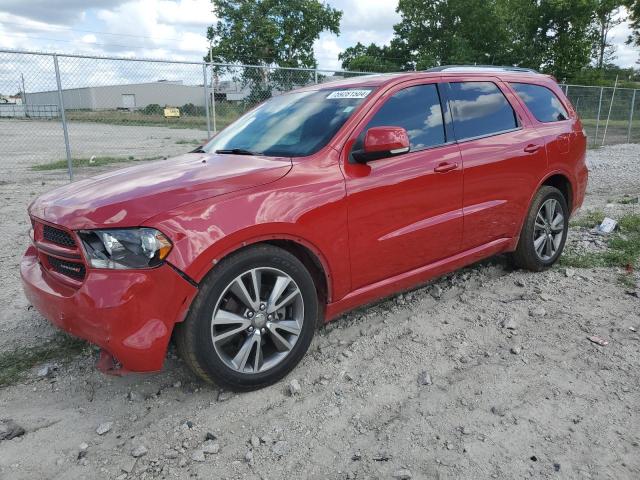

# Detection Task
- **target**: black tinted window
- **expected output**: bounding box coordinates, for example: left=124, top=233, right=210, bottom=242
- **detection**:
left=448, top=82, right=518, bottom=140
left=510, top=82, right=569, bottom=122
left=366, top=84, right=445, bottom=150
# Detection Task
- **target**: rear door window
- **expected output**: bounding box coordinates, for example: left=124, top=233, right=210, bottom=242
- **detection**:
left=510, top=82, right=569, bottom=123
left=447, top=82, right=518, bottom=140
left=364, top=84, right=446, bottom=150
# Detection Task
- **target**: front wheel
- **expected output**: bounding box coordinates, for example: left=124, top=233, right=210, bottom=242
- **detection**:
left=512, top=185, right=569, bottom=271
left=175, top=244, right=318, bottom=391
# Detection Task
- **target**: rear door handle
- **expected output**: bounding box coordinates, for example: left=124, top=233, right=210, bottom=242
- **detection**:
left=524, top=144, right=542, bottom=153
left=434, top=162, right=458, bottom=173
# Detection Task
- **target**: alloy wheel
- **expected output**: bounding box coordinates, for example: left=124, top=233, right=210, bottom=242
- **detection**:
left=533, top=198, right=565, bottom=261
left=210, top=267, right=304, bottom=374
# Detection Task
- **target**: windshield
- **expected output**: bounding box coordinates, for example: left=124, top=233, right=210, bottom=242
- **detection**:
left=202, top=88, right=374, bottom=157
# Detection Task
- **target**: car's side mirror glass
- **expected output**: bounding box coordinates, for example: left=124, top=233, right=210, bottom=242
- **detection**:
left=352, top=126, right=410, bottom=163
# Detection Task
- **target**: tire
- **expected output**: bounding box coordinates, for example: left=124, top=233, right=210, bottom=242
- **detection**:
left=174, top=244, right=318, bottom=391
left=511, top=185, right=569, bottom=271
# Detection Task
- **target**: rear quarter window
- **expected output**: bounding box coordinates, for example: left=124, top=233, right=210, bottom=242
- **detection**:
left=510, top=82, right=569, bottom=123
left=448, top=82, right=518, bottom=140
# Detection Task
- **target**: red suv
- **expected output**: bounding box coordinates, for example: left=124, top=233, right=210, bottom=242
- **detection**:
left=22, top=66, right=587, bottom=390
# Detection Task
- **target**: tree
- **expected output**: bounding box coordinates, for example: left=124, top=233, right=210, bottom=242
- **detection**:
left=206, top=0, right=342, bottom=103
left=592, top=1, right=625, bottom=69
left=392, top=0, right=518, bottom=69
left=360, top=0, right=602, bottom=80
left=207, top=0, right=341, bottom=67
left=338, top=41, right=410, bottom=72
left=534, top=0, right=597, bottom=81
left=627, top=0, right=640, bottom=49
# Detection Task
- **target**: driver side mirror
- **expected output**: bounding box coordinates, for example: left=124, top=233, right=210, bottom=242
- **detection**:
left=352, top=126, right=410, bottom=163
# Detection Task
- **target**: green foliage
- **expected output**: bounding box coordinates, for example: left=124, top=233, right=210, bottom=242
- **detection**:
left=180, top=103, right=205, bottom=116
left=562, top=213, right=640, bottom=269
left=627, top=0, right=640, bottom=47
left=0, top=333, right=88, bottom=387
left=32, top=155, right=163, bottom=171
left=339, top=42, right=409, bottom=72
left=207, top=0, right=341, bottom=103
left=207, top=0, right=341, bottom=67
left=570, top=210, right=606, bottom=228
left=339, top=0, right=632, bottom=83
left=142, top=103, right=163, bottom=115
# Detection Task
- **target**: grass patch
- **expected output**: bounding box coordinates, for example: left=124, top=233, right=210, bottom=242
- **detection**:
left=64, top=105, right=245, bottom=131
left=175, top=138, right=203, bottom=145
left=0, top=333, right=88, bottom=387
left=609, top=195, right=639, bottom=205
left=32, top=155, right=163, bottom=171
left=562, top=213, right=640, bottom=269
left=570, top=210, right=605, bottom=228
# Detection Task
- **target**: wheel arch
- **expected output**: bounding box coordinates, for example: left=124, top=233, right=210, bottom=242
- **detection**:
left=540, top=172, right=573, bottom=212
left=509, top=171, right=575, bottom=252
left=191, top=233, right=334, bottom=305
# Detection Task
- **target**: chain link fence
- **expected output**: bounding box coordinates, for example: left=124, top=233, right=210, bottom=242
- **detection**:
left=563, top=84, right=639, bottom=146
left=0, top=50, right=370, bottom=180
left=1, top=49, right=639, bottom=181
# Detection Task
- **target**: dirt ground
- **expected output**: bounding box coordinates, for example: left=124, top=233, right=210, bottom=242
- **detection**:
left=0, top=124, right=639, bottom=479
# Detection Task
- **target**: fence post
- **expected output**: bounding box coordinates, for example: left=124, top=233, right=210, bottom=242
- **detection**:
left=202, top=63, right=211, bottom=138
left=211, top=68, right=217, bottom=134
left=315, top=70, right=318, bottom=84
left=53, top=54, right=73, bottom=182
left=628, top=89, right=637, bottom=144
left=594, top=87, right=604, bottom=147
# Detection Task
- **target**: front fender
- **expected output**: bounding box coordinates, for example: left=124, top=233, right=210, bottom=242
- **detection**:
left=144, top=158, right=351, bottom=304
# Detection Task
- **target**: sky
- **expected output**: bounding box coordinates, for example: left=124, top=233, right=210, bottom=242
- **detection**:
left=0, top=0, right=638, bottom=93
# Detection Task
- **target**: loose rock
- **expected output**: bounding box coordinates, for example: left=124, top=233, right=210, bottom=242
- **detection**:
left=272, top=440, right=288, bottom=456
left=202, top=440, right=220, bottom=454
left=0, top=419, right=25, bottom=441
left=250, top=435, right=260, bottom=448
left=288, top=379, right=302, bottom=396
left=417, top=370, right=432, bottom=386
left=95, top=422, right=112, bottom=435
left=131, top=444, right=148, bottom=458
left=392, top=468, right=413, bottom=479
left=191, top=449, right=205, bottom=462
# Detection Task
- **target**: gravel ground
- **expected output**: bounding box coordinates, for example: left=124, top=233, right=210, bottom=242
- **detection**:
left=0, top=129, right=639, bottom=479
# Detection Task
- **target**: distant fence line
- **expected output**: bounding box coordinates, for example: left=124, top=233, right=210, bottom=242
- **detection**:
left=0, top=49, right=638, bottom=181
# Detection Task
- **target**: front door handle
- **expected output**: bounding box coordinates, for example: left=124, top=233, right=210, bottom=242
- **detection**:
left=434, top=162, right=458, bottom=173
left=524, top=144, right=542, bottom=153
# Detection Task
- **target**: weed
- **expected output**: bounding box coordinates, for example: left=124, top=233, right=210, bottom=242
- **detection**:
left=175, top=139, right=203, bottom=145
left=0, top=333, right=88, bottom=387
left=570, top=210, right=605, bottom=228
left=562, top=213, right=640, bottom=270
left=32, top=155, right=163, bottom=171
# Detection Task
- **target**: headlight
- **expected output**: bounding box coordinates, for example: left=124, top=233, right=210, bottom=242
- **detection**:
left=78, top=228, right=172, bottom=269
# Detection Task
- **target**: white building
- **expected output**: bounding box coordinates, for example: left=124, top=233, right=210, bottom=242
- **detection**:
left=25, top=80, right=205, bottom=110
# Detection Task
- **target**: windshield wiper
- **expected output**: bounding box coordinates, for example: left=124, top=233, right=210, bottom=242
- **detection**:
left=191, top=147, right=206, bottom=153
left=215, top=148, right=257, bottom=156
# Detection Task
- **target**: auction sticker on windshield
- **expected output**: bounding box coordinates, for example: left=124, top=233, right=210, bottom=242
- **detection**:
left=326, top=89, right=371, bottom=99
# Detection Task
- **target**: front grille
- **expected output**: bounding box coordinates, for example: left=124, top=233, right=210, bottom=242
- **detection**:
left=47, top=255, right=86, bottom=280
left=43, top=224, right=76, bottom=248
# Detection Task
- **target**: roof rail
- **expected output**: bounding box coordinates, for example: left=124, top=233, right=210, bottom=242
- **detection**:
left=425, top=65, right=539, bottom=74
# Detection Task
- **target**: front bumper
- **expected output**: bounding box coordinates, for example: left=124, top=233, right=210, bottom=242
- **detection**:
left=21, top=245, right=197, bottom=372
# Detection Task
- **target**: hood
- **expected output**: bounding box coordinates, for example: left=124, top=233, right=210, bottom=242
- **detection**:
left=30, top=153, right=292, bottom=229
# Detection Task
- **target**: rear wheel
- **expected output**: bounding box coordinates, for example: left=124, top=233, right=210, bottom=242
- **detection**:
left=512, top=186, right=569, bottom=271
left=175, top=245, right=318, bottom=391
